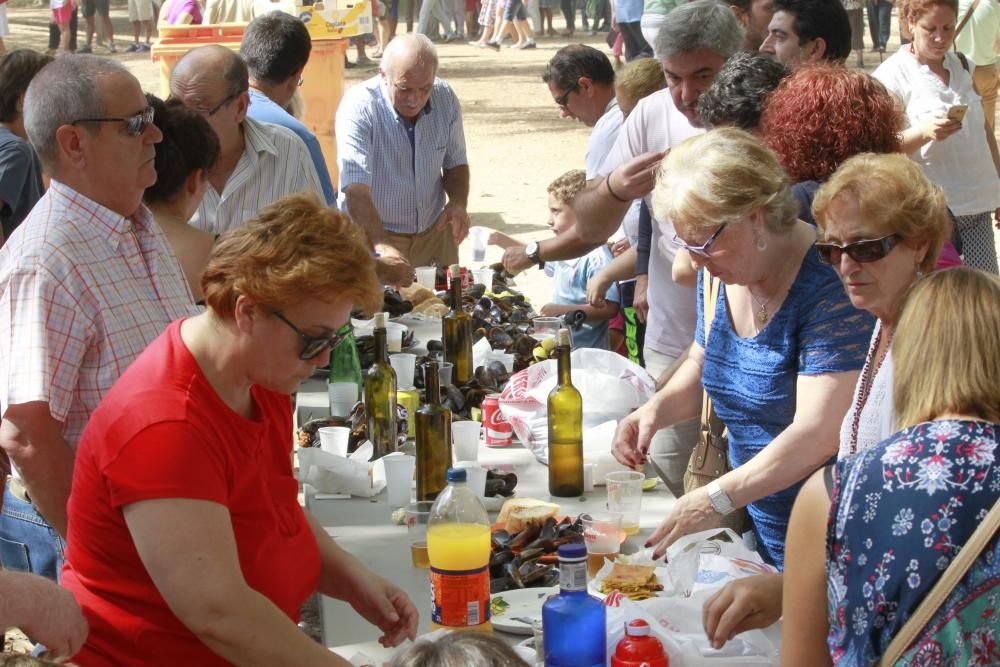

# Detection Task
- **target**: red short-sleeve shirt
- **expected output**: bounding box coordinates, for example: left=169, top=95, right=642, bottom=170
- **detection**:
left=61, top=320, right=321, bottom=667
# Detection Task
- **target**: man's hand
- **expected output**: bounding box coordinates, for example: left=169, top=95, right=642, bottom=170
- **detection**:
left=344, top=572, right=419, bottom=648
left=13, top=572, right=89, bottom=661
left=703, top=574, right=784, bottom=649
left=437, top=203, right=470, bottom=246
left=502, top=244, right=533, bottom=275
left=633, top=274, right=649, bottom=323
left=607, top=151, right=666, bottom=202
left=645, top=486, right=725, bottom=559
left=374, top=244, right=414, bottom=288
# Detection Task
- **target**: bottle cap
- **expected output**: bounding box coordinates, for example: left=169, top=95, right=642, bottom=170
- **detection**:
left=625, top=619, right=652, bottom=637
left=557, top=542, right=586, bottom=561
left=446, top=467, right=467, bottom=483
left=449, top=263, right=462, bottom=274
left=557, top=328, right=571, bottom=347
left=373, top=312, right=386, bottom=328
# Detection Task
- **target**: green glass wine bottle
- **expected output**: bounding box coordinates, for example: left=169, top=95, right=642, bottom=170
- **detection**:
left=442, top=264, right=473, bottom=386
left=547, top=328, right=583, bottom=497
left=364, top=313, right=398, bottom=460
left=415, top=360, right=453, bottom=501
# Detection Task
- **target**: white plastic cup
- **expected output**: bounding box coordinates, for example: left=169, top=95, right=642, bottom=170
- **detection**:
left=328, top=382, right=358, bottom=418
left=385, top=323, right=405, bottom=353
left=389, top=353, right=417, bottom=389
left=451, top=421, right=481, bottom=462
left=456, top=461, right=487, bottom=499
left=469, top=227, right=490, bottom=262
left=438, top=362, right=454, bottom=387
left=383, top=453, right=416, bottom=508
left=318, top=426, right=351, bottom=457
left=415, top=266, right=437, bottom=290
left=473, top=267, right=493, bottom=287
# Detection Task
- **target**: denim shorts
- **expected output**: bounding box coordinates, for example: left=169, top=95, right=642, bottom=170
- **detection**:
left=0, top=480, right=66, bottom=582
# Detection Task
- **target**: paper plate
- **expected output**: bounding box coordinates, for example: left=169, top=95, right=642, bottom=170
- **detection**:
left=490, top=587, right=557, bottom=635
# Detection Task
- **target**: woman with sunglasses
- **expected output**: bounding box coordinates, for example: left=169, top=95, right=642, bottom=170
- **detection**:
left=612, top=128, right=875, bottom=568
left=59, top=193, right=418, bottom=666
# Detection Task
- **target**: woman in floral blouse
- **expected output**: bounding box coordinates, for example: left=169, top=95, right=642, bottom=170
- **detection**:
left=781, top=266, right=1000, bottom=666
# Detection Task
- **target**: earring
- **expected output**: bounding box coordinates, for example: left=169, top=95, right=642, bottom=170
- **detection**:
left=756, top=234, right=767, bottom=252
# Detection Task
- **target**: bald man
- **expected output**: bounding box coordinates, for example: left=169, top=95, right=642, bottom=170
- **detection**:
left=169, top=45, right=323, bottom=235
left=336, top=33, right=470, bottom=277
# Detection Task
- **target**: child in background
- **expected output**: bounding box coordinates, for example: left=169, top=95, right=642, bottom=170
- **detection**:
left=489, top=169, right=620, bottom=350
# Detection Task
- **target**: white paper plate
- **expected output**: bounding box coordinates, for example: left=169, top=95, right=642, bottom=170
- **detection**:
left=490, top=587, right=557, bottom=635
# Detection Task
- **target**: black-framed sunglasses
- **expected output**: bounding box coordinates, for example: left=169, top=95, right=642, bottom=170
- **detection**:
left=670, top=223, right=728, bottom=258
left=271, top=310, right=348, bottom=360
left=815, top=233, right=902, bottom=265
left=554, top=86, right=577, bottom=108
left=71, top=105, right=155, bottom=137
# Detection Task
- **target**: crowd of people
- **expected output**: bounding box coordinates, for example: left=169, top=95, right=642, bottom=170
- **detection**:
left=0, top=0, right=998, bottom=663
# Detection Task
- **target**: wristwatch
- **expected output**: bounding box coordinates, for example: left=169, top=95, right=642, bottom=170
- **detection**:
left=525, top=241, right=545, bottom=269
left=706, top=481, right=735, bottom=516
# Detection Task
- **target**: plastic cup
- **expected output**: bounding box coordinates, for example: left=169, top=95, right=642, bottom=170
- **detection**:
left=531, top=316, right=561, bottom=342
left=606, top=471, right=645, bottom=536
left=328, top=382, right=358, bottom=418
left=438, top=362, right=454, bottom=387
left=581, top=512, right=622, bottom=578
left=389, top=353, right=417, bottom=389
left=415, top=266, right=437, bottom=290
left=386, top=323, right=405, bottom=353
left=383, top=453, right=415, bottom=508
left=473, top=267, right=493, bottom=287
left=406, top=501, right=434, bottom=569
left=469, top=226, right=490, bottom=262
left=456, top=461, right=487, bottom=498
left=451, top=421, right=481, bottom=462
left=532, top=618, right=544, bottom=667
left=318, top=426, right=351, bottom=457
left=488, top=351, right=515, bottom=372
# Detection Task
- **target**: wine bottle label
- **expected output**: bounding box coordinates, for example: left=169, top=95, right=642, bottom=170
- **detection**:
left=430, top=564, right=491, bottom=627
left=559, top=560, right=588, bottom=592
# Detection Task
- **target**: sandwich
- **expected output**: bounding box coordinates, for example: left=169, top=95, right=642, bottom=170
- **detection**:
left=598, top=563, right=663, bottom=600
left=497, top=498, right=560, bottom=533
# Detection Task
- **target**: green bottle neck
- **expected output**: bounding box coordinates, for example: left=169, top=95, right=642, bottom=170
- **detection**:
left=557, top=344, right=572, bottom=385
left=424, top=364, right=441, bottom=406
left=450, top=276, right=463, bottom=310
left=374, top=327, right=389, bottom=364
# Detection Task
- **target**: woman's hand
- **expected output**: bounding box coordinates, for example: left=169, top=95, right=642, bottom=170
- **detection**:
left=611, top=405, right=660, bottom=468
left=923, top=114, right=962, bottom=142
left=611, top=238, right=630, bottom=257
left=645, top=486, right=725, bottom=559
left=702, top=574, right=783, bottom=649
left=586, top=273, right=613, bottom=307
left=344, top=572, right=419, bottom=648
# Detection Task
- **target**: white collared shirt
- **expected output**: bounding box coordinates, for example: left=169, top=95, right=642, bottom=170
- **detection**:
left=191, top=116, right=324, bottom=235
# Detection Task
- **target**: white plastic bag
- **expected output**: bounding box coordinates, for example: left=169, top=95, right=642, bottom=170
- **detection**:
left=299, top=442, right=386, bottom=498
left=498, top=348, right=655, bottom=462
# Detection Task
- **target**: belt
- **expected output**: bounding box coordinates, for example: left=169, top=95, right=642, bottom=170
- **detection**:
left=7, top=477, right=31, bottom=504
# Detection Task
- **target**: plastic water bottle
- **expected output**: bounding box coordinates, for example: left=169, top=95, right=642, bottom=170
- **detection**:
left=427, top=468, right=493, bottom=632
left=542, top=542, right=606, bottom=666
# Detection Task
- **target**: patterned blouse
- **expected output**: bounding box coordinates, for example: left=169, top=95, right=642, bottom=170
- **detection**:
left=827, top=420, right=1000, bottom=665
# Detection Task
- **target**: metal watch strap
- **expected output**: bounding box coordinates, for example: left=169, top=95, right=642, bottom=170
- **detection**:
left=707, top=480, right=735, bottom=516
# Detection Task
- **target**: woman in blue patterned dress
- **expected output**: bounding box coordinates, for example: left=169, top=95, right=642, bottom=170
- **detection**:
left=611, top=128, right=875, bottom=567
left=782, top=267, right=1000, bottom=666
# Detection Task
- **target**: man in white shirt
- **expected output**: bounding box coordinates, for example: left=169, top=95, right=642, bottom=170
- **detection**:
left=954, top=0, right=1000, bottom=131
left=169, top=45, right=324, bottom=236
left=0, top=55, right=197, bottom=580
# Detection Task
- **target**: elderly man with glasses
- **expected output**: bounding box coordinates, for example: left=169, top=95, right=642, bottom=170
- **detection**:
left=169, top=44, right=324, bottom=236
left=0, top=55, right=198, bottom=582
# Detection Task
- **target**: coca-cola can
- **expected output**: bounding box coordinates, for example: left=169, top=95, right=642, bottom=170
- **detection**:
left=482, top=393, right=513, bottom=447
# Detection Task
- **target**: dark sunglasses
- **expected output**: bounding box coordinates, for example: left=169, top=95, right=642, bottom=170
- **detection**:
left=71, top=105, right=155, bottom=137
left=670, top=223, right=728, bottom=258
left=554, top=87, right=577, bottom=107
left=272, top=310, right=348, bottom=360
left=815, top=233, right=902, bottom=265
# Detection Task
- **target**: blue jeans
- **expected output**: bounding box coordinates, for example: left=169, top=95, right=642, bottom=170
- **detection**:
left=0, top=481, right=65, bottom=582
left=866, top=0, right=891, bottom=49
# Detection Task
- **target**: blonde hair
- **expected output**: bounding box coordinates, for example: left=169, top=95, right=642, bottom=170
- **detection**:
left=653, top=127, right=798, bottom=233
left=547, top=169, right=587, bottom=205
left=893, top=267, right=1000, bottom=428
left=615, top=58, right=665, bottom=108
left=812, top=153, right=947, bottom=274
left=201, top=192, right=382, bottom=317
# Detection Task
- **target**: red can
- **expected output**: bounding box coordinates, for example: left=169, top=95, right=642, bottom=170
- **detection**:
left=446, top=266, right=472, bottom=290
left=482, top=393, right=513, bottom=447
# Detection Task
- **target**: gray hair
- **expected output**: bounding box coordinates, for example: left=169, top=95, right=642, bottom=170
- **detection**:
left=24, top=55, right=130, bottom=170
left=655, top=0, right=745, bottom=61
left=388, top=632, right=528, bottom=667
left=381, top=33, right=438, bottom=79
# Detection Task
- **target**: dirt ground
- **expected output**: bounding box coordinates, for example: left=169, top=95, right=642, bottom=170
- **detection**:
left=2, top=5, right=998, bottom=303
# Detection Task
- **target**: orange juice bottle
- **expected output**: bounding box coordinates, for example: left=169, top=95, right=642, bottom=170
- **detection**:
left=427, top=468, right=493, bottom=633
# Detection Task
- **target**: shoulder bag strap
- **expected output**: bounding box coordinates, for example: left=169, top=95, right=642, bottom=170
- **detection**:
left=953, top=0, right=980, bottom=48
left=879, top=494, right=1000, bottom=665
left=701, top=272, right=720, bottom=429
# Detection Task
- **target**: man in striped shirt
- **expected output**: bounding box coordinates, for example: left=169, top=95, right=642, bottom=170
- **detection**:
left=170, top=45, right=325, bottom=236
left=337, top=33, right=470, bottom=279
left=0, top=55, right=198, bottom=581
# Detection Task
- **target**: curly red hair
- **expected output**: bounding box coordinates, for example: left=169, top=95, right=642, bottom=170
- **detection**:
left=759, top=64, right=902, bottom=183
left=900, top=0, right=957, bottom=24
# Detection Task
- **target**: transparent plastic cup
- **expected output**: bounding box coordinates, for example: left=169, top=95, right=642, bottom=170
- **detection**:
left=328, top=382, right=358, bottom=418
left=469, top=226, right=490, bottom=262
left=438, top=362, right=454, bottom=387
left=415, top=266, right=437, bottom=290
left=456, top=461, right=487, bottom=499
left=606, top=471, right=644, bottom=535
left=389, top=353, right=417, bottom=389
left=581, top=512, right=622, bottom=578
left=385, top=323, right=405, bottom=353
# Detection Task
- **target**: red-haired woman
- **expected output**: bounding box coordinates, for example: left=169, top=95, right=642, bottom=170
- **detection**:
left=873, top=0, right=1000, bottom=274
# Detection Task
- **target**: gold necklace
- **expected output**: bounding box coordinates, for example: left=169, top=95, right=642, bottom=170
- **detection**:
left=748, top=289, right=772, bottom=324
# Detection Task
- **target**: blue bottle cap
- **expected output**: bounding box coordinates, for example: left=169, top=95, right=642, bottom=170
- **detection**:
left=557, top=543, right=587, bottom=560
left=446, top=468, right=467, bottom=483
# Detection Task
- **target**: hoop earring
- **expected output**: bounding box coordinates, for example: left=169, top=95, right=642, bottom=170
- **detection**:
left=756, top=235, right=767, bottom=252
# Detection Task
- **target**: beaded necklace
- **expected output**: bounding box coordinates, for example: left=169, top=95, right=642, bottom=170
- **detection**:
left=848, top=324, right=893, bottom=455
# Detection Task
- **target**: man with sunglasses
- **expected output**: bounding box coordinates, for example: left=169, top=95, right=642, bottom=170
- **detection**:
left=170, top=45, right=324, bottom=236
left=0, top=55, right=198, bottom=581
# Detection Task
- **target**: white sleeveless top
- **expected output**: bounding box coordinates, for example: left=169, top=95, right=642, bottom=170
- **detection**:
left=838, top=321, right=895, bottom=460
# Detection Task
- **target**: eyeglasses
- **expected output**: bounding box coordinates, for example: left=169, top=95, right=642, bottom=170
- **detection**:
left=271, top=310, right=348, bottom=360
left=554, top=87, right=577, bottom=108
left=71, top=106, right=155, bottom=137
left=815, top=233, right=903, bottom=265
left=204, top=92, right=240, bottom=117
left=670, top=224, right=728, bottom=258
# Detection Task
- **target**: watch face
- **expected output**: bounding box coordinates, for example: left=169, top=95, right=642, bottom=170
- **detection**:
left=526, top=242, right=538, bottom=256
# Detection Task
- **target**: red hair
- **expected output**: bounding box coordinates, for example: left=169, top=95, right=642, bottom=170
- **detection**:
left=900, top=0, right=957, bottom=23
left=760, top=64, right=902, bottom=183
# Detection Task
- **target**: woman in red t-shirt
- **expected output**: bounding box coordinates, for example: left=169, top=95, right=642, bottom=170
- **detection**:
left=61, top=192, right=418, bottom=667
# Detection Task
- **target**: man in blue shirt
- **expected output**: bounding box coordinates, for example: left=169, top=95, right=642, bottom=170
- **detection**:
left=240, top=11, right=337, bottom=207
